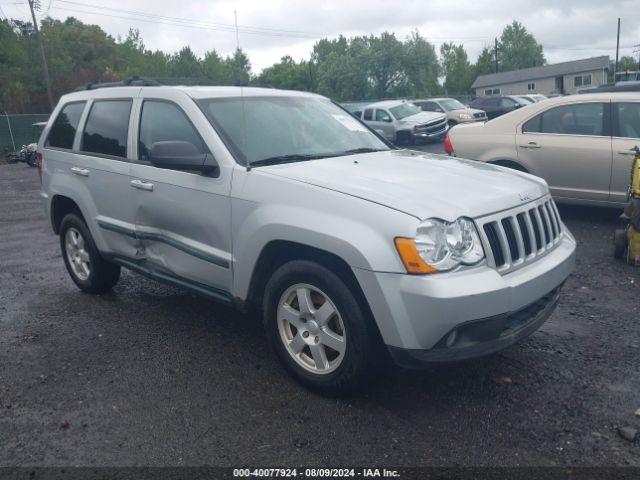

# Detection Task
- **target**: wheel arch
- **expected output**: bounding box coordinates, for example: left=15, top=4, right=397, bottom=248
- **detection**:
left=488, top=159, right=530, bottom=173
left=243, top=240, right=372, bottom=317
left=50, top=194, right=85, bottom=234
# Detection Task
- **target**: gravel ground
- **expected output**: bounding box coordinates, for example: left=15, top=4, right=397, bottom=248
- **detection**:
left=0, top=157, right=639, bottom=467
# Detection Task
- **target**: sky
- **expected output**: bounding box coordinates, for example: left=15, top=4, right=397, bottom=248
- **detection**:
left=2, top=0, right=640, bottom=73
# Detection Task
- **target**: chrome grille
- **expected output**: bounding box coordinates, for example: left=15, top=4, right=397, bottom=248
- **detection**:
left=478, top=197, right=563, bottom=274
left=415, top=117, right=447, bottom=133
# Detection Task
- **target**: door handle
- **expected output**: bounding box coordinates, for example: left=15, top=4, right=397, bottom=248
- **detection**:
left=519, top=142, right=541, bottom=149
left=70, top=166, right=89, bottom=177
left=130, top=179, right=154, bottom=191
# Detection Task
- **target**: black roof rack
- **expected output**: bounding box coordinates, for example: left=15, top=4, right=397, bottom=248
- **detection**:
left=75, top=76, right=161, bottom=91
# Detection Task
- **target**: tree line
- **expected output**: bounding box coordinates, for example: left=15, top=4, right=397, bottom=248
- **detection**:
left=1, top=16, right=628, bottom=114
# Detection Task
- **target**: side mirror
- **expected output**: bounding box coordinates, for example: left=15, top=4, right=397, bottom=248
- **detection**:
left=383, top=116, right=392, bottom=123
left=435, top=108, right=444, bottom=113
left=149, top=141, right=219, bottom=176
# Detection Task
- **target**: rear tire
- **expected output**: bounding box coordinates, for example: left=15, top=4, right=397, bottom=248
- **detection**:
left=263, top=260, right=379, bottom=395
left=60, top=213, right=120, bottom=293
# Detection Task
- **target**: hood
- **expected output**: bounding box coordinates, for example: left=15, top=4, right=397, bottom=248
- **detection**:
left=399, top=111, right=447, bottom=126
left=260, top=150, right=548, bottom=220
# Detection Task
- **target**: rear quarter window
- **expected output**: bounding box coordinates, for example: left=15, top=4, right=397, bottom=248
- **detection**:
left=46, top=102, right=86, bottom=149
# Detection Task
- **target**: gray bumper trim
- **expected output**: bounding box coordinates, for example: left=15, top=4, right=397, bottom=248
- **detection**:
left=388, top=285, right=562, bottom=368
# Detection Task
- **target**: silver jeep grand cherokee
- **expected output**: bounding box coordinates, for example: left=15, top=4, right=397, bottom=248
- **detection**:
left=38, top=83, right=576, bottom=394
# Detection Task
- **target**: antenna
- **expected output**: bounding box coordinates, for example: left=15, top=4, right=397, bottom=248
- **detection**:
left=234, top=10, right=239, bottom=51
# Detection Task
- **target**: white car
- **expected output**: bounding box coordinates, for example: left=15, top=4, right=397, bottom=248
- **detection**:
left=359, top=100, right=448, bottom=144
left=446, top=92, right=640, bottom=207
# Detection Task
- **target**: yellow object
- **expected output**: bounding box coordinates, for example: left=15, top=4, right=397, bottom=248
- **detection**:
left=632, top=154, right=640, bottom=198
left=628, top=226, right=640, bottom=266
left=394, top=237, right=438, bottom=274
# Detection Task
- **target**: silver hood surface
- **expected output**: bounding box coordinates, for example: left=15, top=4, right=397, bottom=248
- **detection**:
left=398, top=111, right=447, bottom=126
left=260, top=150, right=549, bottom=221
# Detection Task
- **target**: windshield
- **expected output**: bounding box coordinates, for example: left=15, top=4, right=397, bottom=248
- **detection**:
left=389, top=103, right=421, bottom=120
left=513, top=96, right=533, bottom=105
left=439, top=99, right=467, bottom=111
left=198, top=95, right=389, bottom=165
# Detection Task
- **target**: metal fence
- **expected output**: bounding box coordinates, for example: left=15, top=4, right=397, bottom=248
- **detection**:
left=1, top=114, right=50, bottom=154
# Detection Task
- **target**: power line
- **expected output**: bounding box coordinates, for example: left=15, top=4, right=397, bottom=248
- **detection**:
left=54, top=0, right=325, bottom=38
left=50, top=5, right=323, bottom=39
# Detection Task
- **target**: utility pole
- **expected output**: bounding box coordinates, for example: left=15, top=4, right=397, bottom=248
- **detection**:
left=27, top=0, right=54, bottom=112
left=494, top=38, right=499, bottom=73
left=634, top=44, right=640, bottom=71
left=614, top=17, right=620, bottom=82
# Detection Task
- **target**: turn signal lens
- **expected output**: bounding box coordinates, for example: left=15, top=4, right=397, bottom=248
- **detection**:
left=394, top=237, right=439, bottom=274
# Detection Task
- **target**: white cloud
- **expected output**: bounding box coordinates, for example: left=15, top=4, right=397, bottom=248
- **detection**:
left=4, top=0, right=639, bottom=72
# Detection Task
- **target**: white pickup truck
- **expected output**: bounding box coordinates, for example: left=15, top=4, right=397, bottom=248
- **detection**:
left=359, top=99, right=449, bottom=144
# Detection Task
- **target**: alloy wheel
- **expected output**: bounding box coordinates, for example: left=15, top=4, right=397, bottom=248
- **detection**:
left=277, top=283, right=346, bottom=374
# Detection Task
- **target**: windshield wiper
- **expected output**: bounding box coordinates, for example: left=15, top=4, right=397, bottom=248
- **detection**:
left=250, top=153, right=331, bottom=168
left=335, top=147, right=389, bottom=156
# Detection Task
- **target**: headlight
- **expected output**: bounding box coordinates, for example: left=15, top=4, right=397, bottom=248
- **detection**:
left=395, top=217, right=484, bottom=274
left=458, top=113, right=473, bottom=120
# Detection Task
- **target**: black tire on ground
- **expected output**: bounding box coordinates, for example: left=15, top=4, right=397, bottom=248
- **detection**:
left=263, top=259, right=381, bottom=395
left=395, top=131, right=413, bottom=146
left=613, top=229, right=628, bottom=260
left=59, top=213, right=120, bottom=293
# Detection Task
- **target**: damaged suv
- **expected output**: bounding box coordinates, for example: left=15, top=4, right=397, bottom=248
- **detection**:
left=39, top=83, right=576, bottom=394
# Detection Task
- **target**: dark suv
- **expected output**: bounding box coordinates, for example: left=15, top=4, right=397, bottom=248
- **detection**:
left=469, top=95, right=531, bottom=119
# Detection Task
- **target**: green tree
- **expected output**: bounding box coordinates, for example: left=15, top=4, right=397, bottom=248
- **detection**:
left=402, top=31, right=440, bottom=97
left=170, top=46, right=202, bottom=77
left=497, top=21, right=545, bottom=71
left=472, top=46, right=496, bottom=77
left=258, top=56, right=314, bottom=91
left=223, top=48, right=251, bottom=84
left=440, top=42, right=473, bottom=94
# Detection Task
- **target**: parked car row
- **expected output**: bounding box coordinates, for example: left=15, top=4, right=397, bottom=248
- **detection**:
left=346, top=94, right=551, bottom=142
left=446, top=92, right=640, bottom=208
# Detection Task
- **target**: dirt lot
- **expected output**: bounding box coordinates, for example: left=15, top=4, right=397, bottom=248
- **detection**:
left=0, top=156, right=639, bottom=467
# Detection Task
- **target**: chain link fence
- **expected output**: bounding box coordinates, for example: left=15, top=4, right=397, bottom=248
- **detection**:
left=1, top=114, right=50, bottom=156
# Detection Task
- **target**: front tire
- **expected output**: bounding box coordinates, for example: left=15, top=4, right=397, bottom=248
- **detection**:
left=60, top=213, right=120, bottom=293
left=263, top=260, right=379, bottom=395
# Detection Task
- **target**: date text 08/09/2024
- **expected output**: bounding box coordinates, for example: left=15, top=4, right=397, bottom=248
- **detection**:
left=233, top=468, right=401, bottom=478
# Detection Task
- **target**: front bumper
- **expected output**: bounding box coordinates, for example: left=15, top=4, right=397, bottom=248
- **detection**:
left=412, top=124, right=449, bottom=140
left=388, top=285, right=561, bottom=367
left=352, top=231, right=576, bottom=365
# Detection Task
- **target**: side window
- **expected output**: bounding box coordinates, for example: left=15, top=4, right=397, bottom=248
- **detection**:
left=375, top=109, right=391, bottom=122
left=538, top=103, right=604, bottom=136
left=82, top=100, right=132, bottom=158
left=46, top=102, right=86, bottom=149
left=522, top=114, right=542, bottom=133
left=500, top=98, right=516, bottom=108
left=613, top=103, right=640, bottom=139
left=363, top=109, right=373, bottom=121
left=487, top=98, right=500, bottom=107
left=421, top=102, right=438, bottom=112
left=138, top=100, right=206, bottom=162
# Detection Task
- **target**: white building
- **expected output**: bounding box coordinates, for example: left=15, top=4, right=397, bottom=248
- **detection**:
left=472, top=56, right=610, bottom=97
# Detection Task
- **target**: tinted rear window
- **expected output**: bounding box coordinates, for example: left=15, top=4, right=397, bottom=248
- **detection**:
left=82, top=100, right=132, bottom=158
left=46, top=102, right=86, bottom=149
